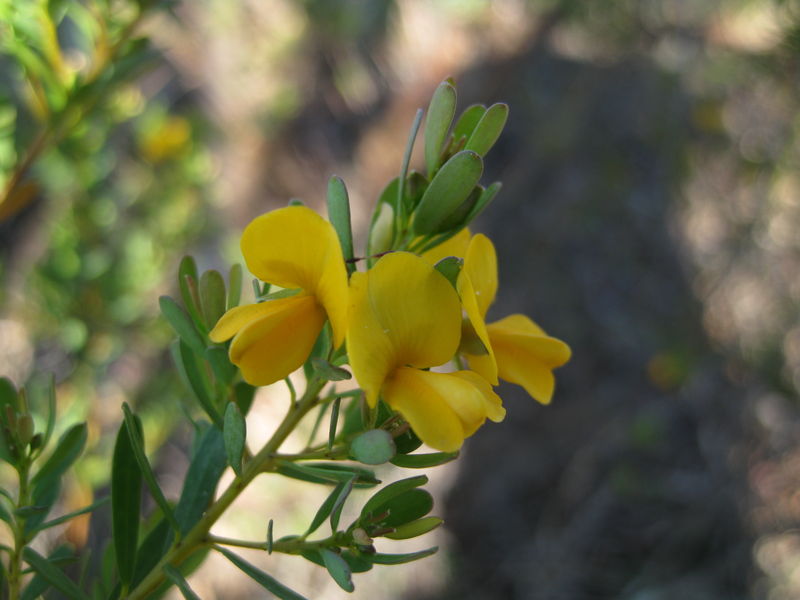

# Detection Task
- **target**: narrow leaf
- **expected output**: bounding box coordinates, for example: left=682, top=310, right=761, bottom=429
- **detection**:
left=178, top=256, right=204, bottom=327
left=20, top=546, right=72, bottom=600
left=170, top=340, right=219, bottom=424
left=327, top=176, right=355, bottom=273
left=452, top=104, right=486, bottom=145
left=223, top=402, right=246, bottom=476
left=34, top=497, right=109, bottom=533
left=464, top=181, right=502, bottom=226
left=413, top=150, right=483, bottom=235
left=305, top=480, right=346, bottom=537
left=42, top=374, right=57, bottom=452
left=112, top=417, right=142, bottom=588
left=321, top=549, right=354, bottom=593
left=384, top=516, right=443, bottom=540
left=361, top=475, right=428, bottom=519
left=276, top=461, right=380, bottom=487
left=424, top=80, right=457, bottom=176
left=464, top=102, right=508, bottom=156
left=205, top=347, right=236, bottom=386
left=227, top=263, right=243, bottom=309
left=370, top=547, right=438, bottom=565
left=22, top=548, right=89, bottom=600
left=159, top=296, right=206, bottom=355
left=121, top=404, right=180, bottom=535
left=163, top=565, right=201, bottom=600
left=199, top=270, right=227, bottom=330
left=390, top=451, right=458, bottom=468
left=174, top=425, right=227, bottom=535
left=329, top=475, right=355, bottom=531
left=31, top=422, right=87, bottom=487
left=216, top=546, right=309, bottom=600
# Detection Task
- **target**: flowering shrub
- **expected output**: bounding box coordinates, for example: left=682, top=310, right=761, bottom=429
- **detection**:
left=0, top=79, right=569, bottom=598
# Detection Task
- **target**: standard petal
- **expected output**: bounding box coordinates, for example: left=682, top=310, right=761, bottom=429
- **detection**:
left=421, top=228, right=471, bottom=265
left=346, top=271, right=396, bottom=408
left=365, top=252, right=461, bottom=368
left=229, top=295, right=326, bottom=386
left=464, top=233, right=497, bottom=318
left=209, top=297, right=299, bottom=343
left=383, top=368, right=466, bottom=452
left=240, top=206, right=348, bottom=347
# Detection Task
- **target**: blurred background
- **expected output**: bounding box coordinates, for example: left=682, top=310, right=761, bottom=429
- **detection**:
left=2, top=0, right=800, bottom=598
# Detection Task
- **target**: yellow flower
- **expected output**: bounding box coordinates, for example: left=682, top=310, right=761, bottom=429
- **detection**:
left=347, top=252, right=505, bottom=452
left=209, top=206, right=348, bottom=386
left=426, top=230, right=571, bottom=404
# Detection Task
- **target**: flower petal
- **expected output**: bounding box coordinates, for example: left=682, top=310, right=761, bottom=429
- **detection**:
left=450, top=370, right=506, bottom=424
left=421, top=228, right=471, bottom=264
left=485, top=314, right=572, bottom=404
left=347, top=252, right=462, bottom=407
left=488, top=314, right=572, bottom=367
left=240, top=206, right=348, bottom=347
left=383, top=368, right=466, bottom=452
left=464, top=233, right=497, bottom=318
left=457, top=273, right=498, bottom=384
left=229, top=295, right=326, bottom=386
left=209, top=298, right=297, bottom=343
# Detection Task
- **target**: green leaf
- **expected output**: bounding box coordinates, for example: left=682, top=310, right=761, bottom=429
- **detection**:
left=33, top=497, right=108, bottom=533
left=29, top=422, right=87, bottom=529
left=234, top=381, right=256, bottom=416
left=360, top=475, right=428, bottom=520
left=305, top=479, right=347, bottom=537
left=121, top=405, right=180, bottom=535
left=403, top=171, right=428, bottom=213
left=0, top=377, right=18, bottom=414
left=131, top=517, right=172, bottom=588
left=329, top=475, right=355, bottom=531
left=424, top=80, right=457, bottom=176
left=276, top=461, right=380, bottom=487
left=159, top=296, right=206, bottom=355
left=20, top=546, right=73, bottom=600
left=22, top=547, right=90, bottom=600
left=328, top=397, right=341, bottom=451
left=205, top=347, right=236, bottom=386
left=384, top=516, right=443, bottom=540
left=452, top=104, right=487, bottom=145
left=342, top=550, right=373, bottom=573
left=433, top=256, right=463, bottom=291
left=464, top=102, right=508, bottom=156
left=223, top=402, right=246, bottom=476
left=372, top=489, right=433, bottom=529
left=0, top=501, right=11, bottom=525
left=367, top=178, right=399, bottom=259
left=178, top=256, right=204, bottom=327
left=111, top=418, right=142, bottom=588
left=327, top=176, right=355, bottom=274
left=227, top=263, right=243, bottom=310
left=393, top=426, right=422, bottom=454
left=174, top=425, right=227, bottom=535
left=216, top=546, right=309, bottom=600
left=413, top=150, right=483, bottom=235
left=390, top=451, right=458, bottom=468
left=464, top=181, right=501, bottom=226
left=41, top=374, right=57, bottom=453
left=199, top=270, right=227, bottom=330
left=370, top=547, right=438, bottom=565
left=163, top=565, right=201, bottom=600
left=321, top=549, right=354, bottom=593
left=170, top=340, right=219, bottom=424
left=349, top=430, right=396, bottom=465
left=310, top=358, right=351, bottom=382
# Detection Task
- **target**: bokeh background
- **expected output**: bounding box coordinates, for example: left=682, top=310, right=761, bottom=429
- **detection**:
left=2, top=0, right=800, bottom=598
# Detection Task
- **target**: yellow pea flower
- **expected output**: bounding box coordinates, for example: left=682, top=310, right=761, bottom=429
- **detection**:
left=347, top=252, right=505, bottom=452
left=425, top=230, right=571, bottom=404
left=209, top=206, right=348, bottom=386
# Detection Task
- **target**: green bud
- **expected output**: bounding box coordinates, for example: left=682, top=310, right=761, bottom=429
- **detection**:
left=368, top=202, right=394, bottom=257
left=29, top=433, right=43, bottom=452
left=17, top=414, right=34, bottom=447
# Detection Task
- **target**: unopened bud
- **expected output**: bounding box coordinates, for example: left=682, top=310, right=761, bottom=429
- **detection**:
left=352, top=527, right=372, bottom=546
left=16, top=414, right=34, bottom=447
left=368, top=202, right=394, bottom=256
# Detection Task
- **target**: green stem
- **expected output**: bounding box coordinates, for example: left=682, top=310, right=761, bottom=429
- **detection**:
left=125, top=377, right=327, bottom=600
left=210, top=533, right=337, bottom=555
left=8, top=460, right=31, bottom=600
